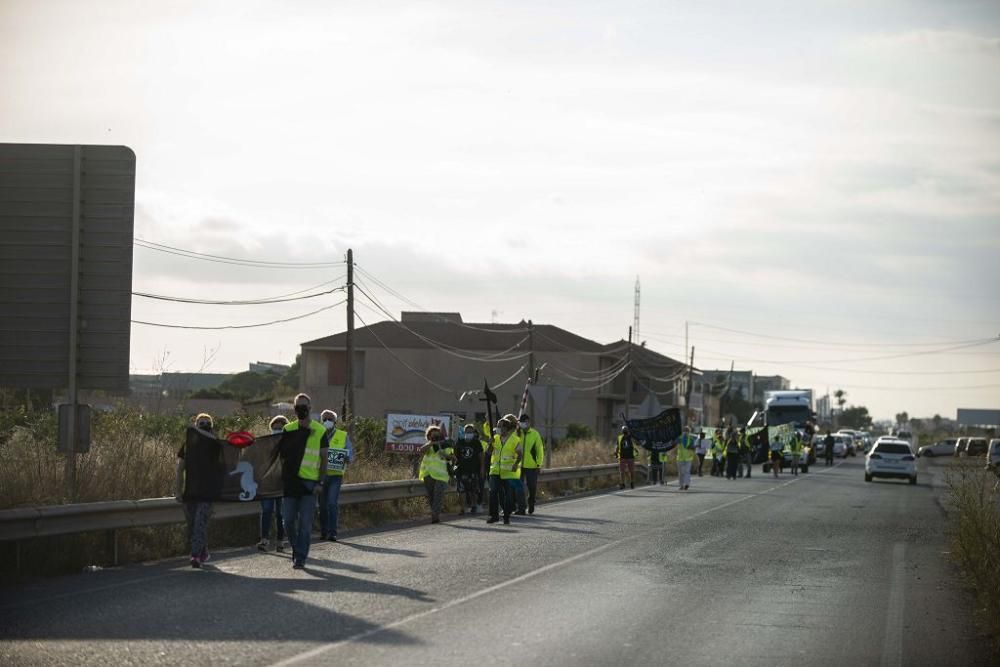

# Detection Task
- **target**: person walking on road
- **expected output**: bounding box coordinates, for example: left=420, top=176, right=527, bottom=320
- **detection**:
left=823, top=430, right=835, bottom=467
left=648, top=448, right=664, bottom=485
left=175, top=413, right=219, bottom=568
left=695, top=430, right=709, bottom=476
left=770, top=434, right=784, bottom=479
left=518, top=414, right=545, bottom=514
left=740, top=428, right=753, bottom=479
left=675, top=432, right=696, bottom=490
left=725, top=427, right=741, bottom=480
left=258, top=415, right=288, bottom=553
left=486, top=414, right=522, bottom=525
left=616, top=425, right=640, bottom=489
left=418, top=425, right=454, bottom=524
left=789, top=431, right=803, bottom=476
left=319, top=409, right=352, bottom=542
left=711, top=429, right=725, bottom=477
left=278, top=393, right=328, bottom=570
left=455, top=423, right=486, bottom=514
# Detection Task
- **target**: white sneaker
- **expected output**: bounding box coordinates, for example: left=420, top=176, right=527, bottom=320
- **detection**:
left=256, top=539, right=269, bottom=552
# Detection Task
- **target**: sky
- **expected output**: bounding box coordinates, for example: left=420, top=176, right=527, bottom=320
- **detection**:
left=2, top=0, right=999, bottom=421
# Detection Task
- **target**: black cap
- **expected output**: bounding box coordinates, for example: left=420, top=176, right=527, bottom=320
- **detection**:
left=519, top=414, right=530, bottom=421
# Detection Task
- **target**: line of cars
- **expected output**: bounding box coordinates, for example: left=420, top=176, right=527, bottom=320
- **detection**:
left=812, top=429, right=872, bottom=459
left=917, top=437, right=993, bottom=458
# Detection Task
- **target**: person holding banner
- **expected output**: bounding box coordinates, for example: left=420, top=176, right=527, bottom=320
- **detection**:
left=175, top=413, right=219, bottom=568
left=710, top=429, right=725, bottom=477
left=257, top=415, right=289, bottom=553
left=486, top=414, right=522, bottom=525
left=740, top=427, right=753, bottom=479
left=648, top=448, right=664, bottom=485
left=418, top=425, right=454, bottom=524
left=616, top=425, right=640, bottom=490
left=319, top=409, right=353, bottom=542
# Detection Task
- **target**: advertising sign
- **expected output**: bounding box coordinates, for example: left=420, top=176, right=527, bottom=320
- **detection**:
left=385, top=413, right=452, bottom=453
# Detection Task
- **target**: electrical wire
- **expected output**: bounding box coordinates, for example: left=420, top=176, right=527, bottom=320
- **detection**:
left=546, top=357, right=630, bottom=382
left=688, top=321, right=995, bottom=349
left=134, top=238, right=346, bottom=269
left=133, top=284, right=345, bottom=306
left=131, top=299, right=346, bottom=330
left=353, top=309, right=455, bottom=393
left=354, top=264, right=533, bottom=334
left=534, top=329, right=627, bottom=357
left=354, top=284, right=532, bottom=363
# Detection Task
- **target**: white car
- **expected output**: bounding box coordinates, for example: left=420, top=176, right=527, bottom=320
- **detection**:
left=918, top=439, right=958, bottom=457
left=865, top=439, right=917, bottom=485
left=988, top=439, right=1000, bottom=468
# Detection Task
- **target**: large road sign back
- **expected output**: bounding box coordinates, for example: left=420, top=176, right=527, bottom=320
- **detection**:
left=0, top=143, right=135, bottom=391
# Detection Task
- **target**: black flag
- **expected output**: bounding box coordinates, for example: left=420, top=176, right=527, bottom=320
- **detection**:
left=625, top=408, right=683, bottom=453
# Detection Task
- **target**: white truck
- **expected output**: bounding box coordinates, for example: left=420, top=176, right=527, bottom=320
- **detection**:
left=764, top=390, right=812, bottom=429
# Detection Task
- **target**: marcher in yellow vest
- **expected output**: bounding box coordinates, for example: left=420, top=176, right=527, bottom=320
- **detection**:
left=711, top=429, right=726, bottom=477
left=648, top=448, right=665, bottom=486
left=486, top=414, right=522, bottom=525
left=789, top=432, right=803, bottom=477
left=517, top=413, right=545, bottom=514
left=675, top=431, right=697, bottom=490
left=278, top=393, right=328, bottom=570
left=318, top=409, right=353, bottom=541
left=418, top=424, right=454, bottom=524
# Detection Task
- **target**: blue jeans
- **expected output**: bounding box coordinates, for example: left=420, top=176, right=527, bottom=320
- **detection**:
left=281, top=489, right=317, bottom=565
left=319, top=476, right=343, bottom=538
left=259, top=497, right=284, bottom=541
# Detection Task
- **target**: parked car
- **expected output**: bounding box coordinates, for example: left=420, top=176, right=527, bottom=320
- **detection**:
left=988, top=439, right=1000, bottom=469
left=865, top=439, right=917, bottom=485
left=965, top=438, right=988, bottom=457
left=815, top=434, right=850, bottom=458
left=918, top=439, right=958, bottom=457
left=953, top=437, right=969, bottom=456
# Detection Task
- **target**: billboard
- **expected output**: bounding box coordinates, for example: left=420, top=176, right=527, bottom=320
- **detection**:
left=0, top=143, right=135, bottom=391
left=957, top=409, right=1000, bottom=427
left=385, top=413, right=452, bottom=453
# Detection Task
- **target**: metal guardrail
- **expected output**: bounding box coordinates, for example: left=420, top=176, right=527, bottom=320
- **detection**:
left=0, top=464, right=627, bottom=544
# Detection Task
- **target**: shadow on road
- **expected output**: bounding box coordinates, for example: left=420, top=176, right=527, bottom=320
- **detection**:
left=0, top=564, right=430, bottom=646
left=337, top=541, right=426, bottom=558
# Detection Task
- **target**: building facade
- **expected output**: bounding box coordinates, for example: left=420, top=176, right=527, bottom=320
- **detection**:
left=299, top=312, right=693, bottom=441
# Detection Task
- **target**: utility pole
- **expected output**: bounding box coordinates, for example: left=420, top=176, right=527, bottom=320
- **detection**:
left=685, top=321, right=688, bottom=366
left=633, top=277, right=640, bottom=344
left=345, top=249, right=355, bottom=435
left=527, top=319, right=535, bottom=418
left=685, top=345, right=696, bottom=423
left=625, top=326, right=633, bottom=420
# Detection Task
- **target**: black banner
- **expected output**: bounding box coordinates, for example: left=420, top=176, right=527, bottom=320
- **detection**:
left=182, top=427, right=287, bottom=502
left=625, top=408, right=683, bottom=453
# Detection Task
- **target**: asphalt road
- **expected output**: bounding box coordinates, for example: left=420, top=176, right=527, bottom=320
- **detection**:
left=0, top=456, right=989, bottom=666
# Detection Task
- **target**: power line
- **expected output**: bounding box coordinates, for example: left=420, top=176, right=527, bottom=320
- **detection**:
left=353, top=309, right=455, bottom=393
left=695, top=337, right=1000, bottom=367
left=131, top=299, right=346, bottom=330
left=134, top=238, right=346, bottom=269
left=688, top=321, right=994, bottom=349
left=353, top=284, right=532, bottom=363
left=355, top=265, right=532, bottom=333
left=133, top=284, right=345, bottom=305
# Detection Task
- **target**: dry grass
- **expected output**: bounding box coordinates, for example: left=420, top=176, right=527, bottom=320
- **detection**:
left=946, top=460, right=1000, bottom=657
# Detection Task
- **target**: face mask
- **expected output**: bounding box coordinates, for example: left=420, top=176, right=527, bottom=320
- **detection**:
left=271, top=428, right=283, bottom=435
left=323, top=420, right=335, bottom=430
left=519, top=421, right=529, bottom=429
left=294, top=405, right=310, bottom=420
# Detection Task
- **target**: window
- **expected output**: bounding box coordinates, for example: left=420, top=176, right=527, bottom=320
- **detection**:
left=876, top=443, right=911, bottom=455
left=326, top=350, right=365, bottom=387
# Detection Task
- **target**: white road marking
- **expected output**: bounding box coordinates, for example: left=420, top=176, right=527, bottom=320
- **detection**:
left=269, top=476, right=803, bottom=666
left=881, top=543, right=906, bottom=667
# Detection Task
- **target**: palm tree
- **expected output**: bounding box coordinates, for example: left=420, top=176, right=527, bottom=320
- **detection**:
left=834, top=389, right=847, bottom=413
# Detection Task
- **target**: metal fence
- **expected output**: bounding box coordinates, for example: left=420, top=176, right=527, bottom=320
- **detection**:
left=0, top=463, right=635, bottom=567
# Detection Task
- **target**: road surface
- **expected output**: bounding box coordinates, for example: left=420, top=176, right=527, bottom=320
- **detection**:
left=0, top=457, right=989, bottom=666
